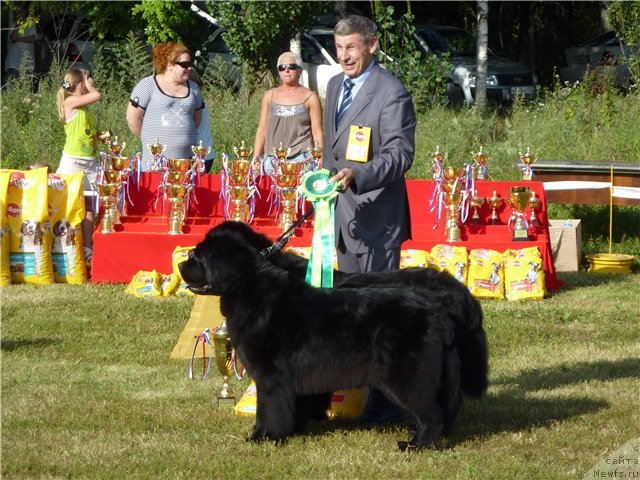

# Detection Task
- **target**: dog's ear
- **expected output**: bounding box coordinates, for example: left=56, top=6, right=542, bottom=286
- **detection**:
left=21, top=221, right=28, bottom=235
left=201, top=236, right=258, bottom=291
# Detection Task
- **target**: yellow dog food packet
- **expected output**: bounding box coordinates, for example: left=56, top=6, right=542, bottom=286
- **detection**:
left=171, top=245, right=195, bottom=296
left=0, top=170, right=13, bottom=286
left=429, top=244, right=469, bottom=284
left=503, top=247, right=546, bottom=301
left=7, top=168, right=54, bottom=285
left=125, top=270, right=163, bottom=297
left=468, top=249, right=504, bottom=299
left=400, top=249, right=429, bottom=268
left=49, top=172, right=87, bottom=284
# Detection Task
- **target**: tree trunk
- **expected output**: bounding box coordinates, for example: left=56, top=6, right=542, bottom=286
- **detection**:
left=476, top=0, right=489, bottom=114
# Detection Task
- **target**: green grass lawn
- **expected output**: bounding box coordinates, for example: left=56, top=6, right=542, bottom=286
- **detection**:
left=2, top=274, right=639, bottom=479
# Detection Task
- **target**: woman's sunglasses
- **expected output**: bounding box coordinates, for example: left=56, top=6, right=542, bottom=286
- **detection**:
left=278, top=63, right=300, bottom=72
left=174, top=60, right=192, bottom=69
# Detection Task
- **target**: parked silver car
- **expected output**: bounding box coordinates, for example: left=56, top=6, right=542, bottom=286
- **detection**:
left=560, top=31, right=637, bottom=87
left=413, top=25, right=537, bottom=105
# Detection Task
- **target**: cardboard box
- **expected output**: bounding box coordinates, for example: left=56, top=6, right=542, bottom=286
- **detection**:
left=548, top=219, right=582, bottom=272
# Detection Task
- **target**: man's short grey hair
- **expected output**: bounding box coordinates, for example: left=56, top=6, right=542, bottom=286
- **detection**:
left=277, top=51, right=302, bottom=68
left=334, top=15, right=378, bottom=43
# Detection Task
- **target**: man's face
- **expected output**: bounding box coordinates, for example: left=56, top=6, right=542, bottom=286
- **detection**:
left=334, top=33, right=378, bottom=78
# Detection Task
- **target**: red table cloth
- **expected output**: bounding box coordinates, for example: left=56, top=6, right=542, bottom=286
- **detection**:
left=91, top=172, right=560, bottom=290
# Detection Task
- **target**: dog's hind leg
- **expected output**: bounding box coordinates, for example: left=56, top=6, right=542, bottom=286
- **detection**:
left=250, top=375, right=296, bottom=443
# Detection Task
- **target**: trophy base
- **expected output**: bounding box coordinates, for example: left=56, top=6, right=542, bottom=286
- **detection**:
left=512, top=229, right=530, bottom=241
left=522, top=174, right=532, bottom=181
left=217, top=396, right=236, bottom=409
left=446, top=226, right=461, bottom=243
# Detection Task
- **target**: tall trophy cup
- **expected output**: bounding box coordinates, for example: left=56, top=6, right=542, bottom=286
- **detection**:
left=441, top=166, right=467, bottom=242
left=308, top=140, right=323, bottom=170
left=165, top=158, right=195, bottom=235
left=472, top=145, right=489, bottom=180
left=519, top=146, right=536, bottom=180
left=147, top=138, right=167, bottom=170
left=223, top=141, right=255, bottom=223
left=212, top=322, right=236, bottom=408
left=528, top=190, right=540, bottom=227
left=271, top=142, right=307, bottom=232
left=508, top=186, right=532, bottom=241
left=487, top=190, right=503, bottom=225
left=470, top=190, right=484, bottom=225
left=98, top=183, right=120, bottom=233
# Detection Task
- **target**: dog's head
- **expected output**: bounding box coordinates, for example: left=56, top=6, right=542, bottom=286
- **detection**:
left=53, top=219, right=75, bottom=244
left=529, top=261, right=539, bottom=270
left=180, top=221, right=263, bottom=295
left=492, top=262, right=501, bottom=271
left=21, top=219, right=42, bottom=244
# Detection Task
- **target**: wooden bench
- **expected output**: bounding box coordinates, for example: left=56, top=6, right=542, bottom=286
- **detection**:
left=533, top=160, right=640, bottom=206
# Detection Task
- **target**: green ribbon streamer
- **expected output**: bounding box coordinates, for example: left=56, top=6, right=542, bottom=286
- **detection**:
left=298, top=169, right=339, bottom=288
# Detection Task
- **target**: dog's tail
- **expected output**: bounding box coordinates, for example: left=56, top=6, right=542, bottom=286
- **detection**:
left=458, top=295, right=489, bottom=398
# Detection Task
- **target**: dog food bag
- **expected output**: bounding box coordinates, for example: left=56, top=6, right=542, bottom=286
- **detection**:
left=0, top=170, right=13, bottom=286
left=328, top=388, right=365, bottom=419
left=125, top=270, right=163, bottom=297
left=234, top=380, right=258, bottom=417
left=400, top=249, right=429, bottom=268
left=429, top=244, right=469, bottom=284
left=49, top=172, right=87, bottom=284
left=468, top=249, right=505, bottom=299
left=160, top=273, right=178, bottom=296
left=171, top=246, right=195, bottom=296
left=503, top=247, right=546, bottom=301
left=7, top=168, right=54, bottom=285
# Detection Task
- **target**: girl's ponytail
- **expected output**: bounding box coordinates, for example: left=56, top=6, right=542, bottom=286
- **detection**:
left=56, top=69, right=84, bottom=123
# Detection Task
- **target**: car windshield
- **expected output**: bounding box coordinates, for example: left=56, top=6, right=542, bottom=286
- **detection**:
left=309, top=32, right=337, bottom=63
left=416, top=28, right=475, bottom=56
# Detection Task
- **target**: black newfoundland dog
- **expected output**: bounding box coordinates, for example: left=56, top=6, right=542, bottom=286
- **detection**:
left=179, top=222, right=488, bottom=450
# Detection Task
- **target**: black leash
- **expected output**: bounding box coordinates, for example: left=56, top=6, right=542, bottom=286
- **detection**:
left=259, top=208, right=314, bottom=258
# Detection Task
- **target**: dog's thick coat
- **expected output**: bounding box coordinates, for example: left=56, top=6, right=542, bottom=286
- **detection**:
left=180, top=223, right=470, bottom=449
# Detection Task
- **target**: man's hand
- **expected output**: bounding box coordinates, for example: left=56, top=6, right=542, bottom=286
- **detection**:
left=330, top=168, right=355, bottom=192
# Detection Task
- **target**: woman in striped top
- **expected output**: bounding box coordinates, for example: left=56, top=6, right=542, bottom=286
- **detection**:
left=126, top=42, right=204, bottom=171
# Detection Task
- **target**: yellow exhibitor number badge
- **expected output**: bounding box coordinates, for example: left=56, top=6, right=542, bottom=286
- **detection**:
left=345, top=126, right=371, bottom=163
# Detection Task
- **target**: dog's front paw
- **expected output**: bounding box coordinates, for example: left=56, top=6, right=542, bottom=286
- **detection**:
left=247, top=424, right=267, bottom=443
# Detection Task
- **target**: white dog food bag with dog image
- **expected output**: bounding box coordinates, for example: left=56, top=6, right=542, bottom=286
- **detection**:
left=49, top=172, right=87, bottom=284
left=503, top=247, right=546, bottom=301
left=6, top=168, right=54, bottom=285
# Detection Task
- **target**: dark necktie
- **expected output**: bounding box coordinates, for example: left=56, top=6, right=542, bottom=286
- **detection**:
left=335, top=77, right=355, bottom=128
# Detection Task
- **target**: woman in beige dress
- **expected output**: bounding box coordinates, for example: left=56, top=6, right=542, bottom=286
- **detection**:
left=254, top=51, right=323, bottom=174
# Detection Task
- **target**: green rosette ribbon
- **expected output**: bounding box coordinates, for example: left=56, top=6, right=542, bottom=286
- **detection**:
left=298, top=169, right=340, bottom=288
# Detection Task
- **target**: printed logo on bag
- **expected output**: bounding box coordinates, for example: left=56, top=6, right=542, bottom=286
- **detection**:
left=6, top=203, right=21, bottom=217
left=9, top=175, right=29, bottom=189
left=47, top=176, right=66, bottom=190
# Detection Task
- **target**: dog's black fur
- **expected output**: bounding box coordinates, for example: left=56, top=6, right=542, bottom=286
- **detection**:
left=203, top=222, right=488, bottom=400
left=180, top=222, right=488, bottom=450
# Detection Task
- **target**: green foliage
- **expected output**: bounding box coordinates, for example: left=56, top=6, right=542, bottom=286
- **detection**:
left=374, top=2, right=451, bottom=113
left=205, top=1, right=329, bottom=91
left=608, top=0, right=640, bottom=85
left=131, top=0, right=192, bottom=44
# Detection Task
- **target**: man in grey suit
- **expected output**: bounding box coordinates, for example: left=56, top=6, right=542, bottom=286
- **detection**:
left=325, top=15, right=416, bottom=423
left=326, top=15, right=416, bottom=274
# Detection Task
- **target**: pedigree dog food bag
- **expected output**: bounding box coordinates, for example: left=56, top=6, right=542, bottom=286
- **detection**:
left=49, top=172, right=87, bottom=284
left=171, top=245, right=195, bottom=296
left=468, top=249, right=505, bottom=299
left=503, top=247, right=546, bottom=301
left=125, top=270, right=163, bottom=297
left=400, top=249, right=429, bottom=268
left=429, top=244, right=469, bottom=284
left=0, top=170, right=13, bottom=286
left=6, top=168, right=54, bottom=285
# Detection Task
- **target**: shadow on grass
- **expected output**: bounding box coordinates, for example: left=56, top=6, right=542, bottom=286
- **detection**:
left=0, top=337, right=58, bottom=351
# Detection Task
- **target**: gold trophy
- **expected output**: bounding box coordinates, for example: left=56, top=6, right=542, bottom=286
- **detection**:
left=98, top=183, right=120, bottom=233
left=211, top=322, right=236, bottom=408
left=272, top=142, right=306, bottom=232
left=107, top=136, right=126, bottom=157
left=431, top=145, right=446, bottom=180
left=147, top=138, right=167, bottom=171
left=528, top=190, right=540, bottom=227
left=224, top=142, right=255, bottom=223
left=519, top=146, right=536, bottom=180
left=104, top=151, right=132, bottom=224
left=472, top=145, right=489, bottom=180
left=487, top=190, right=503, bottom=225
left=308, top=140, right=323, bottom=168
left=470, top=190, right=484, bottom=225
left=508, top=186, right=532, bottom=241
left=192, top=140, right=211, bottom=173
left=441, top=166, right=466, bottom=242
left=164, top=158, right=195, bottom=234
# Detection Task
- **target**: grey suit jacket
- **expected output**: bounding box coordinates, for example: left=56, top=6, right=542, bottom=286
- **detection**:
left=324, top=63, right=416, bottom=254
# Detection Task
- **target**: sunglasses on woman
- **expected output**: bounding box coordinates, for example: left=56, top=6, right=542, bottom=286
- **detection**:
left=174, top=60, right=192, bottom=69
left=278, top=63, right=300, bottom=72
